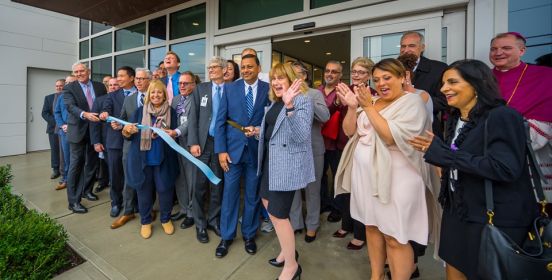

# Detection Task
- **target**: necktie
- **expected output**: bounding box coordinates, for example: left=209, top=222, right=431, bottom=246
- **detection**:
left=216, top=86, right=221, bottom=105
left=246, top=86, right=253, bottom=118
left=84, top=84, right=93, bottom=110
left=167, top=76, right=174, bottom=103
left=139, top=93, right=145, bottom=107
left=123, top=90, right=130, bottom=96
left=176, top=95, right=186, bottom=117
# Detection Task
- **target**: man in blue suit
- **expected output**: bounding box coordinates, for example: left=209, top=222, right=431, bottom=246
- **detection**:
left=214, top=54, right=270, bottom=258
left=99, top=66, right=137, bottom=218
left=161, top=51, right=181, bottom=104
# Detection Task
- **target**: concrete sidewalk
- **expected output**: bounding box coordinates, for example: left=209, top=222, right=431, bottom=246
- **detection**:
left=1, top=151, right=445, bottom=280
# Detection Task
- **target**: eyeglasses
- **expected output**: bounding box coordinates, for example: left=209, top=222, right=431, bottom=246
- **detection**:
left=351, top=70, right=368, bottom=76
left=324, top=69, right=341, bottom=74
left=135, top=77, right=150, bottom=81
left=179, top=82, right=194, bottom=86
left=207, top=66, right=222, bottom=70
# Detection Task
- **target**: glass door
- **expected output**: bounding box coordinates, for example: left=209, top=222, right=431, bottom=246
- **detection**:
left=219, top=39, right=272, bottom=76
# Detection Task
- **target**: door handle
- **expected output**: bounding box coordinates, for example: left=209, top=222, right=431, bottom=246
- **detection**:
left=29, top=106, right=34, bottom=122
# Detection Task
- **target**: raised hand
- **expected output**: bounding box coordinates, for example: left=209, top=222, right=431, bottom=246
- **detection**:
left=336, top=83, right=358, bottom=108
left=282, top=79, right=302, bottom=108
left=355, top=83, right=372, bottom=108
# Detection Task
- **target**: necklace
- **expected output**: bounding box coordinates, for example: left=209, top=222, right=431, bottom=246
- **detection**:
left=506, top=63, right=528, bottom=105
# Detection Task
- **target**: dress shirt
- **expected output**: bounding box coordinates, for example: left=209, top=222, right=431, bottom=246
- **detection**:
left=243, top=79, right=259, bottom=104
left=209, top=82, right=224, bottom=137
left=78, top=80, right=96, bottom=119
left=136, top=91, right=146, bottom=107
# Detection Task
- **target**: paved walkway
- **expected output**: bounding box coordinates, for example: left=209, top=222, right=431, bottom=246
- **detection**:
left=1, top=151, right=445, bottom=279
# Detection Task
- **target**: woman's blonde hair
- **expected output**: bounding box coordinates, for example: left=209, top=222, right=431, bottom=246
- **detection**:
left=268, top=62, right=308, bottom=102
left=351, top=56, right=375, bottom=73
left=144, top=79, right=168, bottom=105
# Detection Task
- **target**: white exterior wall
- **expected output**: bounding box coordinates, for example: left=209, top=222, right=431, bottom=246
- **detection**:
left=0, top=0, right=78, bottom=157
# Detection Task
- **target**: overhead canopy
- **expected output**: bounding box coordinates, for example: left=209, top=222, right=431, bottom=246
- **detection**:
left=12, top=0, right=189, bottom=26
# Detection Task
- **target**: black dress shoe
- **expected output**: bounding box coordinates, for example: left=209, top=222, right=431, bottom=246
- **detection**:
left=207, top=224, right=221, bottom=236
left=94, top=184, right=108, bottom=193
left=180, top=216, right=194, bottom=229
left=110, top=205, right=121, bottom=217
left=82, top=192, right=99, bottom=201
left=244, top=238, right=257, bottom=255
left=327, top=211, right=341, bottom=222
left=50, top=171, right=61, bottom=179
left=268, top=250, right=299, bottom=267
left=304, top=232, right=317, bottom=243
left=276, top=265, right=302, bottom=280
left=171, top=212, right=187, bottom=221
left=196, top=227, right=209, bottom=243
left=68, top=203, right=88, bottom=214
left=215, top=239, right=233, bottom=258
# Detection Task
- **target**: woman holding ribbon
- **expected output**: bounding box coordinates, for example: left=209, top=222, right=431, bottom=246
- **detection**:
left=122, top=79, right=179, bottom=239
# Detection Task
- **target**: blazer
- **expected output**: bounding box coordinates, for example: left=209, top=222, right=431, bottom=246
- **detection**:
left=187, top=82, right=217, bottom=150
left=63, top=80, right=107, bottom=143
left=120, top=92, right=141, bottom=154
left=412, top=56, right=448, bottom=114
left=308, top=88, right=330, bottom=156
left=162, top=72, right=181, bottom=97
left=102, top=89, right=126, bottom=150
left=424, top=106, right=536, bottom=227
left=257, top=94, right=315, bottom=191
left=171, top=93, right=193, bottom=147
left=41, top=93, right=57, bottom=134
left=54, top=93, right=69, bottom=134
left=90, top=94, right=108, bottom=146
left=125, top=107, right=179, bottom=192
left=215, top=79, right=270, bottom=163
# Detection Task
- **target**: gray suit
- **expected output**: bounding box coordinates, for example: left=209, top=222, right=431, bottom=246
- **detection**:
left=171, top=94, right=194, bottom=217
left=118, top=92, right=141, bottom=215
left=289, top=89, right=329, bottom=231
left=187, top=82, right=224, bottom=229
left=257, top=94, right=315, bottom=191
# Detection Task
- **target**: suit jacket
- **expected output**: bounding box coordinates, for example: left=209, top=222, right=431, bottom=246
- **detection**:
left=162, top=72, right=181, bottom=97
left=41, top=93, right=57, bottom=134
left=424, top=106, right=536, bottom=227
left=54, top=93, right=69, bottom=134
left=412, top=56, right=448, bottom=114
left=63, top=80, right=107, bottom=143
left=307, top=88, right=330, bottom=156
left=125, top=107, right=179, bottom=192
left=90, top=94, right=108, bottom=146
left=120, top=92, right=141, bottom=154
left=257, top=94, right=315, bottom=191
left=187, top=82, right=217, bottom=151
left=171, top=93, right=193, bottom=147
left=215, top=79, right=270, bottom=163
left=102, top=89, right=126, bottom=150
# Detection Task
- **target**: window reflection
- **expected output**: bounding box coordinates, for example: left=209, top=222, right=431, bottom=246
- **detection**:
left=91, top=33, right=112, bottom=57
left=115, top=23, right=145, bottom=52
left=149, top=16, right=166, bottom=44
left=115, top=51, right=145, bottom=72
left=149, top=47, right=166, bottom=73
left=91, top=57, right=112, bottom=82
left=170, top=4, right=206, bottom=40
left=170, top=39, right=206, bottom=81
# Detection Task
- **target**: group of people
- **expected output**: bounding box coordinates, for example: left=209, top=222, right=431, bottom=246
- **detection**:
left=42, top=30, right=551, bottom=280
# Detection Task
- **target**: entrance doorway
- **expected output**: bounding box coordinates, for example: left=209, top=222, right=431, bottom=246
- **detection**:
left=272, top=30, right=350, bottom=88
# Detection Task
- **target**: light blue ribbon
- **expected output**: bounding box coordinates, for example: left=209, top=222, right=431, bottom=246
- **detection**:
left=106, top=116, right=221, bottom=185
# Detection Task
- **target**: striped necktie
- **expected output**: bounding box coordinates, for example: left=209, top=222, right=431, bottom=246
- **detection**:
left=246, top=86, right=253, bottom=118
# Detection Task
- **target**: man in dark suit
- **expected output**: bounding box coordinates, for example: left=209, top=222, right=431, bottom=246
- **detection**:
left=400, top=31, right=448, bottom=137
left=109, top=68, right=149, bottom=229
left=42, top=79, right=65, bottom=180
left=188, top=57, right=227, bottom=243
left=161, top=51, right=181, bottom=104
left=214, top=54, right=270, bottom=258
left=63, top=63, right=107, bottom=213
left=99, top=66, right=137, bottom=218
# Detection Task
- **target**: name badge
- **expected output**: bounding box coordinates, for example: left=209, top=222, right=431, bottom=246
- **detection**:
left=200, top=95, right=208, bottom=107
left=180, top=115, right=187, bottom=125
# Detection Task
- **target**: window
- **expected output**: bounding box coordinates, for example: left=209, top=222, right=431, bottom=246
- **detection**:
left=509, top=0, right=552, bottom=64
left=149, top=16, right=166, bottom=44
left=219, top=0, right=302, bottom=29
left=363, top=30, right=425, bottom=62
left=91, top=57, right=112, bottom=82
left=79, top=40, right=89, bottom=60
left=115, top=22, right=146, bottom=52
left=91, top=33, right=112, bottom=57
left=79, top=19, right=89, bottom=39
left=311, top=0, right=350, bottom=9
left=115, top=51, right=145, bottom=72
left=170, top=39, right=206, bottom=81
left=170, top=4, right=206, bottom=40
left=92, top=22, right=111, bottom=34
left=149, top=47, right=166, bottom=73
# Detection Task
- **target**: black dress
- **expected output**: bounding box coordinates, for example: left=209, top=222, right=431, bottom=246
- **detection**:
left=259, top=101, right=296, bottom=219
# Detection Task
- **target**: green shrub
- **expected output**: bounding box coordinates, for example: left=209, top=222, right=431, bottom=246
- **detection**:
left=0, top=165, right=69, bottom=280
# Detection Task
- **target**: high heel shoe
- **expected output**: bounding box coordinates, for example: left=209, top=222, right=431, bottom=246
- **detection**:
left=276, top=265, right=302, bottom=280
left=268, top=250, right=299, bottom=267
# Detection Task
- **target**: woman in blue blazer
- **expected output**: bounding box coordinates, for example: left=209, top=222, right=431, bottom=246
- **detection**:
left=122, top=80, right=179, bottom=239
left=256, top=62, right=314, bottom=280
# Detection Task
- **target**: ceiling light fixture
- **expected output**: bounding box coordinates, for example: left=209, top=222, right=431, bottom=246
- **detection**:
left=325, top=52, right=332, bottom=55
left=192, top=22, right=199, bottom=26
left=188, top=52, right=195, bottom=56
left=341, top=60, right=346, bottom=63
left=304, top=39, right=311, bottom=43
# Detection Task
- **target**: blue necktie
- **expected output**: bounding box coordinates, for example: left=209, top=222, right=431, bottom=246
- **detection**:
left=139, top=93, right=144, bottom=107
left=246, top=86, right=253, bottom=119
left=216, top=86, right=221, bottom=104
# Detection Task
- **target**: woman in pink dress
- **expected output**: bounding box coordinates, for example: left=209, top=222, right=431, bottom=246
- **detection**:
left=336, top=58, right=438, bottom=280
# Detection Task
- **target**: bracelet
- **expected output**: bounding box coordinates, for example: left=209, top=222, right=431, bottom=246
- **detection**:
left=285, top=107, right=295, bottom=113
